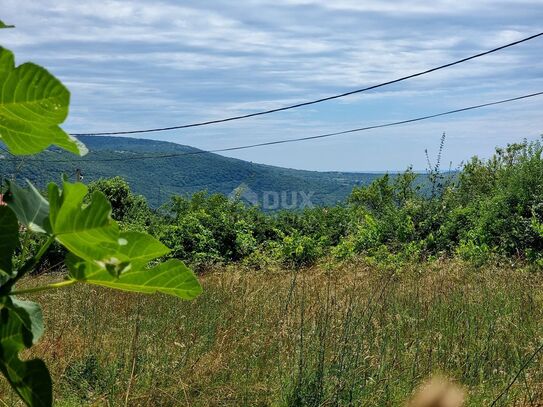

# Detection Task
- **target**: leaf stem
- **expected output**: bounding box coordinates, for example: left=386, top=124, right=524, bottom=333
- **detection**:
left=10, top=279, right=77, bottom=296
left=33, top=236, right=56, bottom=264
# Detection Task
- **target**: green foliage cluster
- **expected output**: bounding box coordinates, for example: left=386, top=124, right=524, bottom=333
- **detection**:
left=83, top=138, right=542, bottom=270
left=0, top=33, right=201, bottom=406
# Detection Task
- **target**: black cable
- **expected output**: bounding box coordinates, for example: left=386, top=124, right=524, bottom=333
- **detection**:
left=38, top=90, right=543, bottom=163
left=70, top=31, right=543, bottom=137
left=490, top=341, right=543, bottom=406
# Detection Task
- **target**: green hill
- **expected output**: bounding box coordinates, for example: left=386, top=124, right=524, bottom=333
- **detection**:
left=0, top=136, right=386, bottom=208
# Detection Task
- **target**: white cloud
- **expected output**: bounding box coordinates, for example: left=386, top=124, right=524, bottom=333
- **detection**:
left=2, top=0, right=542, bottom=170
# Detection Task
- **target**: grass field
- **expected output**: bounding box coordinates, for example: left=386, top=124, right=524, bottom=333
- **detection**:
left=2, top=260, right=543, bottom=406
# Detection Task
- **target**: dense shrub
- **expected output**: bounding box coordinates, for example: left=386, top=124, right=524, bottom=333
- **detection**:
left=88, top=176, right=154, bottom=231
left=279, top=233, right=324, bottom=268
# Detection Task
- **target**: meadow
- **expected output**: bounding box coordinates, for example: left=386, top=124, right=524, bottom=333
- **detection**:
left=1, top=138, right=541, bottom=406
left=2, top=259, right=542, bottom=406
left=1, top=18, right=542, bottom=407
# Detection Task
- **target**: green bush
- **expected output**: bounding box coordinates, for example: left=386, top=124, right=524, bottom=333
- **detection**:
left=78, top=137, right=543, bottom=270
left=280, top=234, right=324, bottom=268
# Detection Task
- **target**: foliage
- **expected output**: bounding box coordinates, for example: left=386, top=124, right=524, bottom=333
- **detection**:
left=87, top=176, right=154, bottom=230
left=0, top=47, right=86, bottom=155
left=0, top=37, right=201, bottom=407
left=62, top=138, right=542, bottom=272
left=279, top=233, right=324, bottom=268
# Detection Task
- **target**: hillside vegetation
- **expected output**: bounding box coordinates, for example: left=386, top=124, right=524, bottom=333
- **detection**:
left=4, top=137, right=542, bottom=406
left=30, top=137, right=542, bottom=272
left=0, top=136, right=384, bottom=208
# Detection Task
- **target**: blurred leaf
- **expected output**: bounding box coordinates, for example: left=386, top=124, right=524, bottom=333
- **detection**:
left=0, top=47, right=86, bottom=155
left=5, top=180, right=51, bottom=233
left=0, top=20, right=14, bottom=29
left=0, top=297, right=51, bottom=406
left=68, top=258, right=202, bottom=300
left=52, top=130, right=88, bottom=156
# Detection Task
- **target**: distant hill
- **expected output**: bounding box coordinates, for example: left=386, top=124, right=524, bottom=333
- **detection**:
left=0, top=136, right=389, bottom=208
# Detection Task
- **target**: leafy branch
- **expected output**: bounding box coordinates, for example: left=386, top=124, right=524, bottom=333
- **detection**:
left=0, top=25, right=201, bottom=406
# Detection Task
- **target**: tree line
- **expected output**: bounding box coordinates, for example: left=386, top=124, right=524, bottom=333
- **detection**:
left=33, top=137, right=543, bottom=272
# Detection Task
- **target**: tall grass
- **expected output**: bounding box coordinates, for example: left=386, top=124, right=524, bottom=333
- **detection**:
left=2, top=260, right=543, bottom=406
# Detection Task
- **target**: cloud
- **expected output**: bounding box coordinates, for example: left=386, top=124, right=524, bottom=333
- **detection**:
left=264, top=0, right=543, bottom=16
left=2, top=0, right=542, bottom=170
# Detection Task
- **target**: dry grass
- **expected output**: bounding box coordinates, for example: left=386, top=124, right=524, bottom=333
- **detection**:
left=1, top=259, right=543, bottom=406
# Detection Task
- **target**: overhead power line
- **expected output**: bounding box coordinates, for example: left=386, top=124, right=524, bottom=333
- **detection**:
left=70, top=31, right=543, bottom=137
left=30, top=90, right=543, bottom=163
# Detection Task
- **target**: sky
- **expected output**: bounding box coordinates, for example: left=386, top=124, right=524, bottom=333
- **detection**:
left=2, top=1, right=543, bottom=171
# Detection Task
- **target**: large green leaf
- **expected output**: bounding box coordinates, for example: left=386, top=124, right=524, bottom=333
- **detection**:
left=0, top=297, right=51, bottom=407
left=65, top=229, right=200, bottom=299
left=52, top=129, right=87, bottom=155
left=118, top=231, right=171, bottom=269
left=0, top=47, right=86, bottom=156
left=68, top=258, right=202, bottom=300
left=48, top=181, right=120, bottom=263
left=7, top=298, right=44, bottom=345
left=0, top=206, right=18, bottom=280
left=5, top=179, right=175, bottom=276
left=5, top=180, right=51, bottom=233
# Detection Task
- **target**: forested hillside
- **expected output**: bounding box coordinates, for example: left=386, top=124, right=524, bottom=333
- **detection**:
left=0, top=136, right=385, bottom=207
